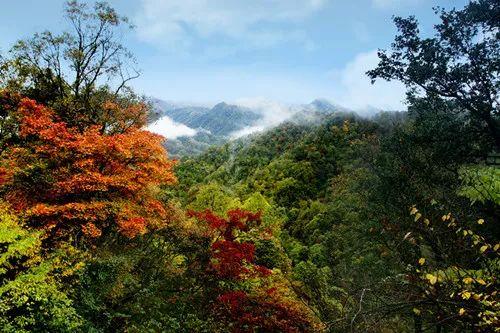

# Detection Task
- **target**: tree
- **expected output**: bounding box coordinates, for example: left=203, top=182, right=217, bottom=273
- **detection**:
left=407, top=206, right=499, bottom=331
left=0, top=95, right=176, bottom=243
left=187, top=183, right=241, bottom=217
left=189, top=208, right=323, bottom=332
left=367, top=0, right=500, bottom=150
left=0, top=203, right=82, bottom=332
left=0, top=1, right=140, bottom=130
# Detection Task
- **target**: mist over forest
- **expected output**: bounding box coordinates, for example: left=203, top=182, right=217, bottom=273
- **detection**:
left=0, top=1, right=498, bottom=332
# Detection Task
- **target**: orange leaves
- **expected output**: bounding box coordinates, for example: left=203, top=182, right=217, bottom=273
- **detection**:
left=0, top=97, right=176, bottom=241
left=115, top=201, right=168, bottom=238
left=18, top=98, right=74, bottom=153
left=117, top=216, right=147, bottom=238
left=81, top=222, right=102, bottom=238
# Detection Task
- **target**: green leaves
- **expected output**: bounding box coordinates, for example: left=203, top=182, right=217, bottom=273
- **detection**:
left=458, top=165, right=500, bottom=205
left=0, top=204, right=82, bottom=332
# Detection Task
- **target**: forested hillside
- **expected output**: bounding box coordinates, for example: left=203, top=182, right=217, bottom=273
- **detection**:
left=0, top=1, right=498, bottom=332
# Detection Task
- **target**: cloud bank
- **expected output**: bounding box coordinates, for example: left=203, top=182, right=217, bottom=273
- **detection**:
left=147, top=116, right=197, bottom=139
left=230, top=98, right=295, bottom=138
left=136, top=0, right=327, bottom=51
left=372, top=0, right=422, bottom=9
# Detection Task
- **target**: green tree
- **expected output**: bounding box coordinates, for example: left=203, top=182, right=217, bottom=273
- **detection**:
left=0, top=1, right=142, bottom=131
left=0, top=204, right=82, bottom=332
left=368, top=0, right=500, bottom=150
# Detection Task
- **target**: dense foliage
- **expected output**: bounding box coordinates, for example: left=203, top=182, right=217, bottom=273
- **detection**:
left=0, top=1, right=498, bottom=332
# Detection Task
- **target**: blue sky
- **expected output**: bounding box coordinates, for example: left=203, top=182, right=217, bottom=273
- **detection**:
left=0, top=0, right=468, bottom=110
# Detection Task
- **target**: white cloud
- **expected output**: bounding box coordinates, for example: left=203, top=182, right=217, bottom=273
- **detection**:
left=230, top=97, right=295, bottom=138
left=136, top=0, right=327, bottom=50
left=147, top=115, right=197, bottom=139
left=334, top=50, right=407, bottom=112
left=372, top=0, right=422, bottom=9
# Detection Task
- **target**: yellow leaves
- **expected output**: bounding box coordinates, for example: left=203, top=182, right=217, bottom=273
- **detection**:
left=463, top=277, right=473, bottom=284
left=409, top=207, right=432, bottom=225
left=461, top=291, right=471, bottom=300
left=418, top=258, right=426, bottom=265
left=459, top=308, right=466, bottom=316
left=477, top=218, right=485, bottom=225
left=413, top=308, right=421, bottom=315
left=476, top=278, right=486, bottom=286
left=342, top=120, right=350, bottom=133
left=493, top=243, right=499, bottom=252
left=480, top=245, right=488, bottom=253
left=409, top=206, right=430, bottom=226
left=426, top=273, right=438, bottom=285
left=61, top=260, right=86, bottom=277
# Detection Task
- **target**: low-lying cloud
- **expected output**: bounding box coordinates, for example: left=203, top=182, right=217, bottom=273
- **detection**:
left=147, top=116, right=197, bottom=139
left=230, top=98, right=295, bottom=138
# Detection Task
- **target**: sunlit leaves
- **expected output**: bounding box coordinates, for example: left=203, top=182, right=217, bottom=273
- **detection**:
left=458, top=166, right=500, bottom=205
left=0, top=96, right=176, bottom=241
left=426, top=273, right=438, bottom=285
left=0, top=203, right=82, bottom=331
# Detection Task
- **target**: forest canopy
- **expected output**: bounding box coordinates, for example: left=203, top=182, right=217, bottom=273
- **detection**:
left=0, top=0, right=498, bottom=332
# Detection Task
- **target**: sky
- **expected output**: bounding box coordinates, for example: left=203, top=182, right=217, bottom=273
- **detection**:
left=0, top=0, right=468, bottom=111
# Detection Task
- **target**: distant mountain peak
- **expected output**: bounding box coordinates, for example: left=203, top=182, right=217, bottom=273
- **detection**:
left=213, top=101, right=229, bottom=108
left=311, top=98, right=333, bottom=106
left=153, top=99, right=261, bottom=137
left=150, top=96, right=388, bottom=157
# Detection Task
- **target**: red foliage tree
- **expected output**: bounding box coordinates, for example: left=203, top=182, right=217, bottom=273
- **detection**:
left=0, top=95, right=176, bottom=241
left=188, top=208, right=269, bottom=279
left=189, top=208, right=321, bottom=332
left=217, top=290, right=314, bottom=333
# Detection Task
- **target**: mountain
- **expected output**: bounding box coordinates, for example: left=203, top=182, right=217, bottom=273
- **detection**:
left=150, top=99, right=264, bottom=157
left=287, top=99, right=349, bottom=124
left=164, top=131, right=227, bottom=157
left=164, top=102, right=262, bottom=136
left=148, top=98, right=180, bottom=123
left=150, top=98, right=370, bottom=157
left=308, top=98, right=341, bottom=113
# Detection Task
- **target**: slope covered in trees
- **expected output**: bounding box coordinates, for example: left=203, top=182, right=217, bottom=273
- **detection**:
left=0, top=0, right=498, bottom=332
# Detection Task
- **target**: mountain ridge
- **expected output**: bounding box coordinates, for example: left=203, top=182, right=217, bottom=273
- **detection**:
left=149, top=97, right=387, bottom=157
